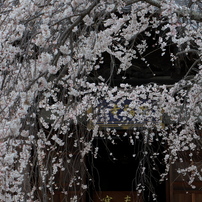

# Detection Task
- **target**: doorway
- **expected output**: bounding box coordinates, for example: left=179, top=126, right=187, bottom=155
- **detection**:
left=88, top=133, right=166, bottom=202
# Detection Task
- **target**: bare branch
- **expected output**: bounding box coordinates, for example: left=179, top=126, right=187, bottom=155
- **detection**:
left=176, top=49, right=200, bottom=56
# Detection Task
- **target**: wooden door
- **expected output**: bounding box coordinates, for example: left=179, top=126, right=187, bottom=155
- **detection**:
left=168, top=153, right=202, bottom=202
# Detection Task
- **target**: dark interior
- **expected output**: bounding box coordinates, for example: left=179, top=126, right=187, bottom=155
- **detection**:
left=88, top=134, right=166, bottom=202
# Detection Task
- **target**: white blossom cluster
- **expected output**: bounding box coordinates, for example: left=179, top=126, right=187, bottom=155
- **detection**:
left=0, top=0, right=202, bottom=201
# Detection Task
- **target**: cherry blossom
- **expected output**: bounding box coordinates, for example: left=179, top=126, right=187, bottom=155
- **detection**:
left=0, top=0, right=202, bottom=201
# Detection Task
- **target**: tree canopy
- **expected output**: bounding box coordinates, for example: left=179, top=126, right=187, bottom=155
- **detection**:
left=0, top=0, right=202, bottom=201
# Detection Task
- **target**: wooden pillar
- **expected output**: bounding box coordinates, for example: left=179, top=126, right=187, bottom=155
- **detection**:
left=169, top=165, right=173, bottom=202
left=192, top=193, right=196, bottom=202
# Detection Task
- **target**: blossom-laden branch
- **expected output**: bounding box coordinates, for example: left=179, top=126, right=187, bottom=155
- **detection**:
left=52, top=0, right=100, bottom=66
left=126, top=0, right=202, bottom=21
left=0, top=0, right=202, bottom=201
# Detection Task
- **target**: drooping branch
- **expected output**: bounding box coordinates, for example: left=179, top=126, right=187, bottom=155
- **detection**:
left=52, top=0, right=99, bottom=66
left=1, top=1, right=202, bottom=201
left=125, top=0, right=202, bottom=22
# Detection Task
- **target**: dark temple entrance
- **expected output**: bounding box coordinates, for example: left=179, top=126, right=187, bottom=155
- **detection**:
left=88, top=133, right=166, bottom=202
